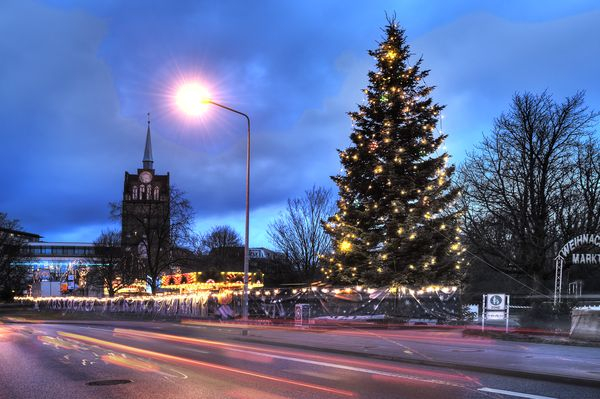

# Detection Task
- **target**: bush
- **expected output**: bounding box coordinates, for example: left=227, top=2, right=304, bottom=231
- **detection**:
left=520, top=301, right=571, bottom=331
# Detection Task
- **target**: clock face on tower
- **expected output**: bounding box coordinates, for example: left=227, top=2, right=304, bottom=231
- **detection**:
left=139, top=171, right=153, bottom=183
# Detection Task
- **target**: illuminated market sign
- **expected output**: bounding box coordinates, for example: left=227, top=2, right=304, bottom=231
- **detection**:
left=558, top=233, right=600, bottom=261
left=572, top=253, right=600, bottom=264
left=555, top=233, right=600, bottom=304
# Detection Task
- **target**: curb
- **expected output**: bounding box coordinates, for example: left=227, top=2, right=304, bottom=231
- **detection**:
left=235, top=336, right=600, bottom=389
left=463, top=329, right=600, bottom=349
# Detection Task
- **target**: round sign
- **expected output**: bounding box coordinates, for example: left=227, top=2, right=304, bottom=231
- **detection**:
left=490, top=295, right=502, bottom=306
left=486, top=293, right=506, bottom=311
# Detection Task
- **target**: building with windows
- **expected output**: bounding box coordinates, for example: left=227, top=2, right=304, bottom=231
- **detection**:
left=10, top=240, right=97, bottom=296
left=11, top=120, right=281, bottom=297
left=12, top=121, right=171, bottom=297
left=0, top=227, right=41, bottom=243
left=24, top=242, right=96, bottom=279
left=121, top=119, right=170, bottom=249
left=2, top=227, right=96, bottom=283
left=249, top=247, right=279, bottom=260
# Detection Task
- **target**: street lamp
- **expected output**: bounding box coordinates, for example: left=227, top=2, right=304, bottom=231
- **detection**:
left=175, top=83, right=251, bottom=321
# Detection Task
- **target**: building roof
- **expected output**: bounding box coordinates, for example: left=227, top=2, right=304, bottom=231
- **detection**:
left=0, top=227, right=42, bottom=240
left=26, top=242, right=94, bottom=247
left=143, top=114, right=153, bottom=169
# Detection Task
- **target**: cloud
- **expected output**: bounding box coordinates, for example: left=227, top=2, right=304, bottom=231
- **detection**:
left=2, top=1, right=600, bottom=249
left=413, top=11, right=600, bottom=160
left=0, top=0, right=140, bottom=237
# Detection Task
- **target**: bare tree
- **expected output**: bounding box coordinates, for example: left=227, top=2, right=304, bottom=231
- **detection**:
left=268, top=186, right=335, bottom=282
left=111, top=186, right=194, bottom=294
left=0, top=213, right=29, bottom=300
left=559, top=138, right=600, bottom=236
left=461, top=91, right=598, bottom=294
left=201, top=225, right=242, bottom=254
left=85, top=230, right=140, bottom=297
left=196, top=225, right=243, bottom=271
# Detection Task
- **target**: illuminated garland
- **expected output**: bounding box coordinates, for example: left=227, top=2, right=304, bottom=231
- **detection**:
left=14, top=284, right=458, bottom=302
left=160, top=271, right=263, bottom=290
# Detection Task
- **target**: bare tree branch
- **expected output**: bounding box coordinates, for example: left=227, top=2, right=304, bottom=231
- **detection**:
left=460, top=91, right=598, bottom=294
left=268, top=186, right=335, bottom=281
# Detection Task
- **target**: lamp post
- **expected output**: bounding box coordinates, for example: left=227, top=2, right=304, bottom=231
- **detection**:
left=204, top=100, right=251, bottom=322
left=174, top=83, right=251, bottom=322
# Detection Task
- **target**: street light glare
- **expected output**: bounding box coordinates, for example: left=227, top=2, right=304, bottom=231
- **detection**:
left=175, top=82, right=211, bottom=116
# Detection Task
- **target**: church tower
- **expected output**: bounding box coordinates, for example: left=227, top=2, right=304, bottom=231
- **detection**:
left=121, top=116, right=170, bottom=249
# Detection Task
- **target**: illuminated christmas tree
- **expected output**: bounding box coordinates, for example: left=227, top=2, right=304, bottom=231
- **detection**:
left=323, top=20, right=463, bottom=287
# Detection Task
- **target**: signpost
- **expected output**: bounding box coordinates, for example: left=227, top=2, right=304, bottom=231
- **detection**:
left=482, top=293, right=510, bottom=333
left=295, top=304, right=310, bottom=327
left=67, top=273, right=75, bottom=291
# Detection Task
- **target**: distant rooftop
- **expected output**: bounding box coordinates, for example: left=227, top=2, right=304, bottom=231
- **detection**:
left=26, top=242, right=94, bottom=247
left=0, top=227, right=42, bottom=241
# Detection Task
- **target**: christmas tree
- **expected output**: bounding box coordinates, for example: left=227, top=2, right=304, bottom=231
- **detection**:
left=323, top=20, right=463, bottom=288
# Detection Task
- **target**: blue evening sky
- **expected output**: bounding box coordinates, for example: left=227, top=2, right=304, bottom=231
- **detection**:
left=1, top=0, right=599, bottom=247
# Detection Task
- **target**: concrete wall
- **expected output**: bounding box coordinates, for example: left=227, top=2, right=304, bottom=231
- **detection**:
left=571, top=309, right=600, bottom=341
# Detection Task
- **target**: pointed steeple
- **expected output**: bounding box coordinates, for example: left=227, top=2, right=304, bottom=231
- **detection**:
left=143, top=112, right=154, bottom=170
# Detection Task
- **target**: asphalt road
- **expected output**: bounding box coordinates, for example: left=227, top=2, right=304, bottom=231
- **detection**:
left=0, top=321, right=599, bottom=399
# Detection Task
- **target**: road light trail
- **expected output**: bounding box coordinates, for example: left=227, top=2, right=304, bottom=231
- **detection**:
left=58, top=331, right=355, bottom=397
left=180, top=319, right=494, bottom=346
left=112, top=327, right=476, bottom=383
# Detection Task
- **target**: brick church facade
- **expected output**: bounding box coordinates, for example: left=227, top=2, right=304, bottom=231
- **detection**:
left=121, top=119, right=170, bottom=252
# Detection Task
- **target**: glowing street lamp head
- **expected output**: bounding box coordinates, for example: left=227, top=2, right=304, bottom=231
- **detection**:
left=175, top=82, right=212, bottom=116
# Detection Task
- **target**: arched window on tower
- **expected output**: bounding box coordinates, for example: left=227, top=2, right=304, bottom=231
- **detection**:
left=140, top=184, right=145, bottom=199
left=146, top=184, right=152, bottom=200
left=132, top=186, right=138, bottom=200
left=153, top=186, right=160, bottom=200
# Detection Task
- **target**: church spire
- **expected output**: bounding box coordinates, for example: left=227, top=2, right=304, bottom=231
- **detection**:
left=143, top=112, right=154, bottom=170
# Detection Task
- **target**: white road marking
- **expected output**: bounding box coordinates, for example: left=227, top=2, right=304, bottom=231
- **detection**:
left=185, top=347, right=211, bottom=354
left=223, top=346, right=462, bottom=387
left=85, top=326, right=114, bottom=332
left=283, top=369, right=342, bottom=381
left=478, top=387, right=557, bottom=399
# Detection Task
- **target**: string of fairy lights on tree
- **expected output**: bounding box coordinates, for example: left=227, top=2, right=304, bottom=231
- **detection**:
left=322, top=19, right=464, bottom=288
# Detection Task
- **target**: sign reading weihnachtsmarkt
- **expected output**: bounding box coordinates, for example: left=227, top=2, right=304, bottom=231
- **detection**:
left=555, top=233, right=600, bottom=304
left=558, top=234, right=600, bottom=263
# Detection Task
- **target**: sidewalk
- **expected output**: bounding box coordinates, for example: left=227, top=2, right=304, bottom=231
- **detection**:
left=463, top=326, right=600, bottom=347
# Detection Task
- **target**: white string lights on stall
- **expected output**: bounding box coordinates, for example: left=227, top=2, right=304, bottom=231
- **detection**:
left=14, top=285, right=458, bottom=303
